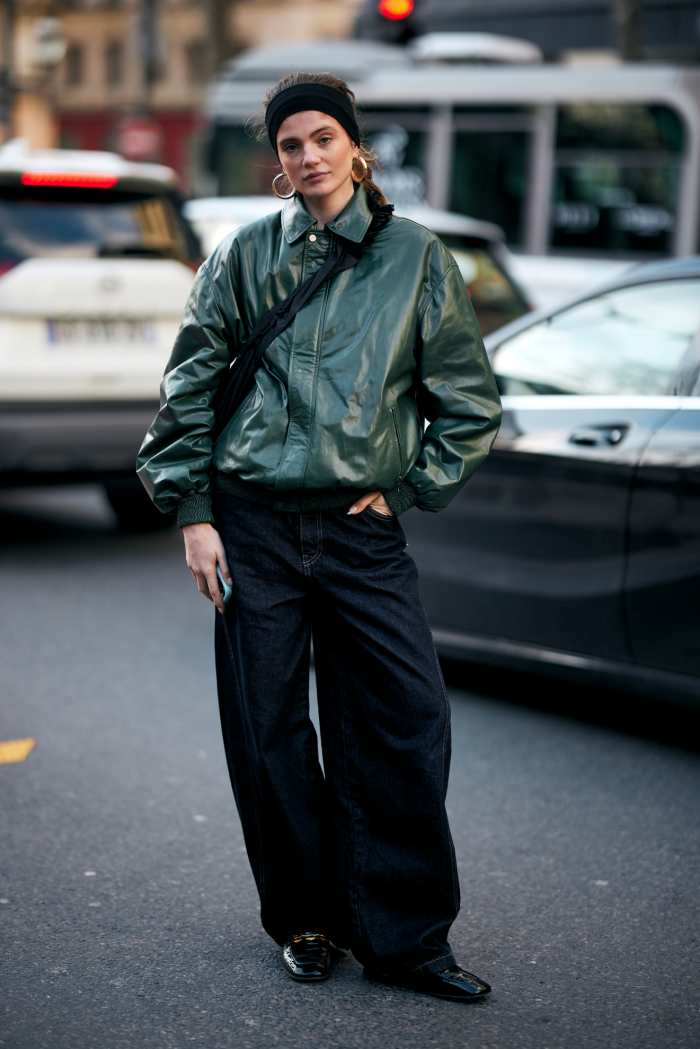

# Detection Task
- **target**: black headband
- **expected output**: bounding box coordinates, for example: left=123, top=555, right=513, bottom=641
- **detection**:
left=265, top=83, right=361, bottom=155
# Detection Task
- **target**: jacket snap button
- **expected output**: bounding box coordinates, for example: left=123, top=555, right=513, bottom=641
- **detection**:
left=308, top=233, right=317, bottom=242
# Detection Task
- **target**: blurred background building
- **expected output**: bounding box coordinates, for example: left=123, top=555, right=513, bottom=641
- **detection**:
left=0, top=0, right=364, bottom=189
left=1, top=0, right=699, bottom=205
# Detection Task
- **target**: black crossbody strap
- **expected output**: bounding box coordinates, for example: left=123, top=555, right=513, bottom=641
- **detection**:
left=211, top=200, right=394, bottom=440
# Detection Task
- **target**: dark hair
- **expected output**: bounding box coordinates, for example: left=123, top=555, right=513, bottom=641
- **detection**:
left=248, top=71, right=389, bottom=208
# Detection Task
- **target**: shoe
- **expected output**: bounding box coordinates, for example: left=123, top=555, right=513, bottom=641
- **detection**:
left=363, top=962, right=491, bottom=1002
left=282, top=931, right=333, bottom=982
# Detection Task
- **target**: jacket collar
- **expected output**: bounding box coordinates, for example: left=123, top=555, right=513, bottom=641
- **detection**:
left=281, top=181, right=373, bottom=245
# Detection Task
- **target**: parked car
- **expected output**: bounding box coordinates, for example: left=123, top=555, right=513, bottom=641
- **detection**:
left=0, top=139, right=203, bottom=530
left=406, top=256, right=700, bottom=703
left=184, top=195, right=532, bottom=335
left=508, top=253, right=632, bottom=312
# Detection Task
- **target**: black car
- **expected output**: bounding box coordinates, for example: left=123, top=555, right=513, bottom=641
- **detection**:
left=409, top=257, right=700, bottom=703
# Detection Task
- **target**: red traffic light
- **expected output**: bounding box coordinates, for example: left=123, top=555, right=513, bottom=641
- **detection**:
left=378, top=0, right=415, bottom=20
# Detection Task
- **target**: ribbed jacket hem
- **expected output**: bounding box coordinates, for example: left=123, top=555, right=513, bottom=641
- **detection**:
left=176, top=474, right=419, bottom=520
left=383, top=479, right=419, bottom=516
left=177, top=492, right=215, bottom=528
left=211, top=471, right=366, bottom=512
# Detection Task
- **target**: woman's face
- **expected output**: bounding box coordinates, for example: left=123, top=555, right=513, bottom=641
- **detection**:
left=276, top=110, right=358, bottom=200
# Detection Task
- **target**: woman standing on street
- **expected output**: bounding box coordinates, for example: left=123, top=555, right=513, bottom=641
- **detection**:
left=136, top=71, right=503, bottom=1003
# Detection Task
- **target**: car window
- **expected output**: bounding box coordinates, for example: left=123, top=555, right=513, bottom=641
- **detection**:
left=0, top=187, right=199, bottom=269
left=439, top=234, right=529, bottom=336
left=492, top=278, right=700, bottom=395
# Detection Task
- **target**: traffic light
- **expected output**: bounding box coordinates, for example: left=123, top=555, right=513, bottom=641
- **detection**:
left=377, top=0, right=415, bottom=20
left=375, top=0, right=417, bottom=42
left=353, top=0, right=420, bottom=44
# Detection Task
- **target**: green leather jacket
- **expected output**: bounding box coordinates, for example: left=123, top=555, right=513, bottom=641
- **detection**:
left=135, top=181, right=503, bottom=527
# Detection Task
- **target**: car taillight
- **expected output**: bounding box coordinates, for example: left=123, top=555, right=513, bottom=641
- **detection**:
left=20, top=172, right=119, bottom=189
left=0, top=260, right=17, bottom=277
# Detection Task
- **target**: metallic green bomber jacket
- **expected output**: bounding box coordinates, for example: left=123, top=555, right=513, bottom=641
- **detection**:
left=135, top=181, right=503, bottom=528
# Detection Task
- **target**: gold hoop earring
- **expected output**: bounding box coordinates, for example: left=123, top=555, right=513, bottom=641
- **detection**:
left=351, top=155, right=369, bottom=182
left=272, top=172, right=295, bottom=199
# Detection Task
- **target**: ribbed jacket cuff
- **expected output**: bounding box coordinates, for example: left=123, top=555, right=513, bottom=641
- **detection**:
left=383, top=479, right=419, bottom=517
left=177, top=492, right=214, bottom=528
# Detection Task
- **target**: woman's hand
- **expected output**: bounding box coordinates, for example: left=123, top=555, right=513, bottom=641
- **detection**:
left=182, top=522, right=232, bottom=614
left=347, top=491, right=395, bottom=517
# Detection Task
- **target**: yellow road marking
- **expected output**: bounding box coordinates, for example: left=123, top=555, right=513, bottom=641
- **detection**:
left=0, top=738, right=36, bottom=764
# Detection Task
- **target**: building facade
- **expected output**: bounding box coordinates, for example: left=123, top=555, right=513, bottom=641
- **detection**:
left=0, top=0, right=363, bottom=190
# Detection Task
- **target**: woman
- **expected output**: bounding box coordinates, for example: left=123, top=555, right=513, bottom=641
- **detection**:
left=135, top=72, right=503, bottom=1003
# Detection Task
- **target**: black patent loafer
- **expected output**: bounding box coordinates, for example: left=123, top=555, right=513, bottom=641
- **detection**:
left=363, top=963, right=491, bottom=1002
left=282, top=931, right=333, bottom=982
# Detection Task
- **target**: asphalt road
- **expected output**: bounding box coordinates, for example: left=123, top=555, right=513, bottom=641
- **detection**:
left=2, top=487, right=699, bottom=1049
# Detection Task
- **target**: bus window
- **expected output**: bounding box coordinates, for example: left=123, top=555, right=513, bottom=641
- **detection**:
left=359, top=109, right=430, bottom=205
left=449, top=124, right=529, bottom=248
left=550, top=104, right=685, bottom=256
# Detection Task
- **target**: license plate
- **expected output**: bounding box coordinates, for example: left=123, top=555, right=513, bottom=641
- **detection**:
left=47, top=318, right=156, bottom=344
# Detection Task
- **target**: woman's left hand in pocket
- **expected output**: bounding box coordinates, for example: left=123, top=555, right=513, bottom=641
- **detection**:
left=346, top=491, right=395, bottom=517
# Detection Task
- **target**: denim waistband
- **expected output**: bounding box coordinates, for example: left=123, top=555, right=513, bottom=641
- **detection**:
left=211, top=471, right=363, bottom=512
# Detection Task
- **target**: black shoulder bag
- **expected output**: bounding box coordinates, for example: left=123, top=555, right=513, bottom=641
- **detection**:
left=211, top=194, right=394, bottom=441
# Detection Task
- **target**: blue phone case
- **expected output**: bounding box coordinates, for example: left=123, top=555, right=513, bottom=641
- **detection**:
left=216, top=564, right=233, bottom=604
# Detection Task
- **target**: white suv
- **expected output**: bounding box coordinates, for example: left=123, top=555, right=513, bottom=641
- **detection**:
left=0, top=139, right=203, bottom=529
left=184, top=196, right=532, bottom=337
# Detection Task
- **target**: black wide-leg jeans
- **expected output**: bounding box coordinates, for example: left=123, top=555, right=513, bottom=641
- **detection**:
left=212, top=485, right=460, bottom=975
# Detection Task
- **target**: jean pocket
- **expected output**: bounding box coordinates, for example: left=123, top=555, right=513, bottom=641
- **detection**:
left=365, top=504, right=398, bottom=523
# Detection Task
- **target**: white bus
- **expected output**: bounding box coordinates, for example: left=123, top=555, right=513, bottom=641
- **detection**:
left=202, top=38, right=700, bottom=263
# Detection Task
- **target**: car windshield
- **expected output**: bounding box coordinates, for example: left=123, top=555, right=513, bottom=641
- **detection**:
left=438, top=234, right=529, bottom=336
left=492, top=278, right=700, bottom=396
left=189, top=210, right=530, bottom=338
left=0, top=186, right=198, bottom=266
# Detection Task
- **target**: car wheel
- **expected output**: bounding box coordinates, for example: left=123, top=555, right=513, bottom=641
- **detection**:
left=103, top=479, right=175, bottom=533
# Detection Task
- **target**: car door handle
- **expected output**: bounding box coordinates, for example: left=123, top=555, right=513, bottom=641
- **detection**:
left=568, top=424, right=628, bottom=447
